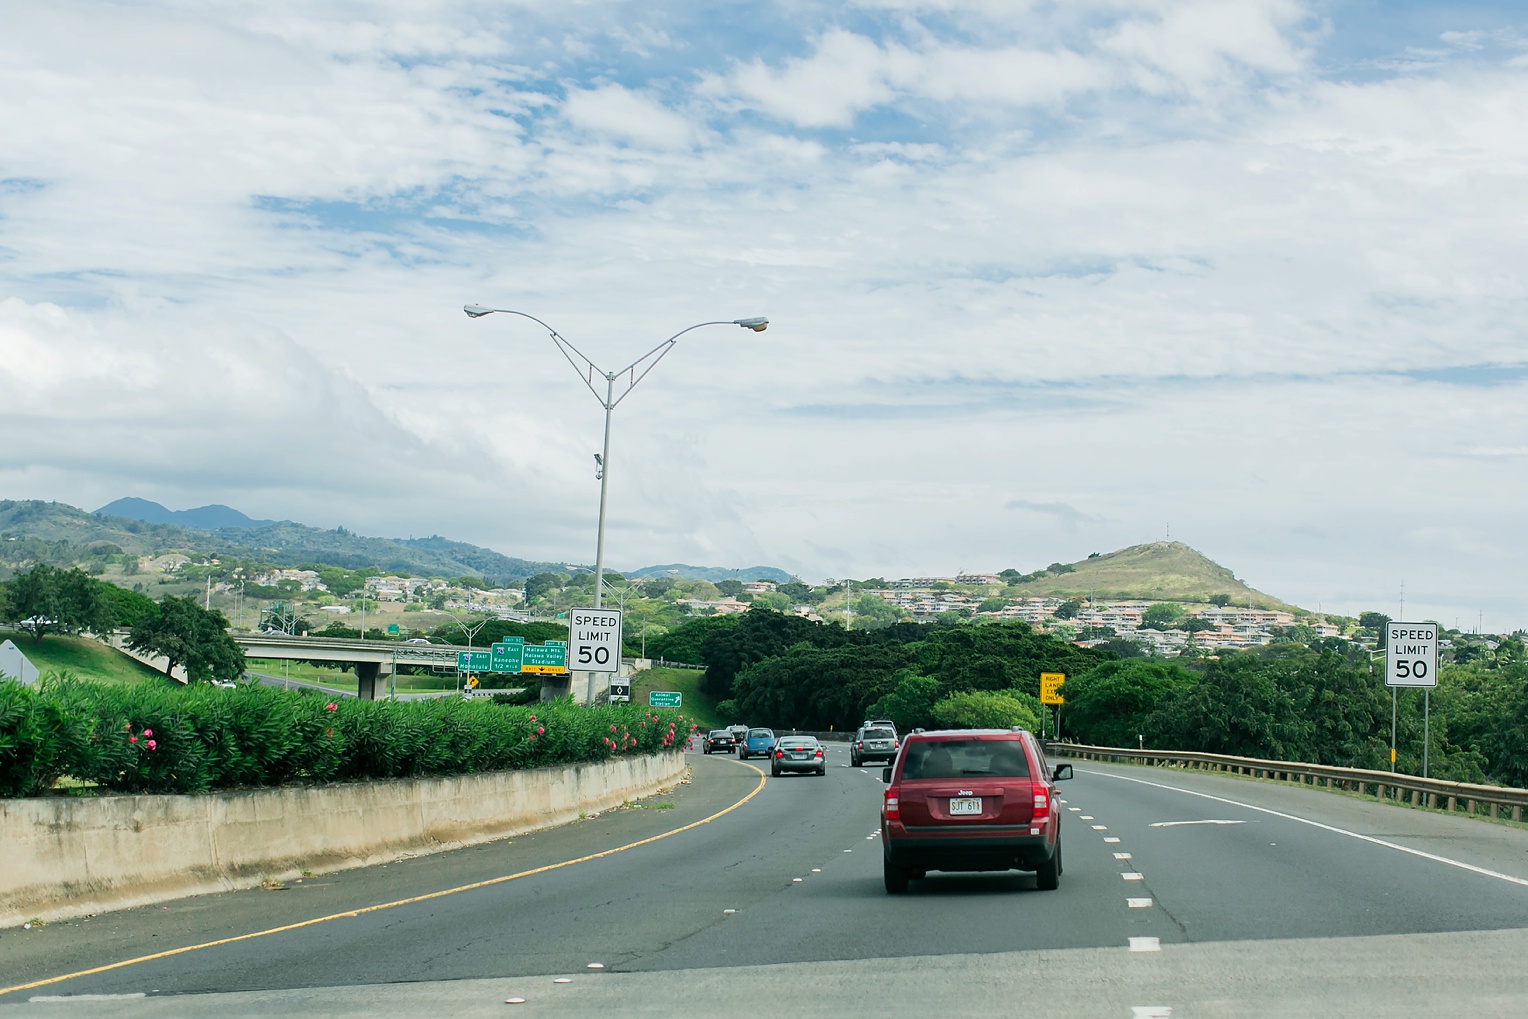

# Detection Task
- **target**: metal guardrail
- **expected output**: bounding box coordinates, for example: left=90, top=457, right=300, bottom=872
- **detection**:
left=1050, top=742, right=1528, bottom=823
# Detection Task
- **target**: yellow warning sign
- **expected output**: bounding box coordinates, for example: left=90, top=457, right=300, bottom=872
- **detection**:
left=1040, top=672, right=1065, bottom=706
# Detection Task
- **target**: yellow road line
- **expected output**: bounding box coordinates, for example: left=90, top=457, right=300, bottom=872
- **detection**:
left=1, top=758, right=768, bottom=998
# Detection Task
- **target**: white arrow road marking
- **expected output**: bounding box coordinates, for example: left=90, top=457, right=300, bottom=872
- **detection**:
left=1149, top=820, right=1246, bottom=827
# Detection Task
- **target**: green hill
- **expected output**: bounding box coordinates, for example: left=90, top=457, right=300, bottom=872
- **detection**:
left=1009, top=542, right=1295, bottom=610
left=0, top=631, right=167, bottom=685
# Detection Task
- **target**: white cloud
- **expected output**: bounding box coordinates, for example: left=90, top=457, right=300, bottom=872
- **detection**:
left=3, top=1, right=1528, bottom=624
left=562, top=84, right=698, bottom=148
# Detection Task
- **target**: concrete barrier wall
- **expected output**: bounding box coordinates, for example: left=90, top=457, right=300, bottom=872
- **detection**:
left=0, top=752, right=687, bottom=929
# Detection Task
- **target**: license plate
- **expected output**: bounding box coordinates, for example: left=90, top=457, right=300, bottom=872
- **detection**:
left=790, top=753, right=806, bottom=759
left=949, top=797, right=982, bottom=815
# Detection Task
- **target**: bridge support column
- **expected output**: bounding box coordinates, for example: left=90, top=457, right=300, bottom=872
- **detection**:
left=357, top=662, right=381, bottom=701
left=539, top=674, right=572, bottom=702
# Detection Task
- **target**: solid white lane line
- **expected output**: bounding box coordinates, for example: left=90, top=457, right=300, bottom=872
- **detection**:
left=1122, top=872, right=1144, bottom=880
left=1085, top=769, right=1528, bottom=890
left=1128, top=937, right=1160, bottom=952
left=1114, top=852, right=1133, bottom=860
left=1127, top=897, right=1152, bottom=908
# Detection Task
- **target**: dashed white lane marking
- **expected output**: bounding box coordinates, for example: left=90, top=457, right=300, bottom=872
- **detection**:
left=1103, top=837, right=1121, bottom=843
left=1114, top=852, right=1133, bottom=860
left=1122, top=872, right=1144, bottom=881
left=1087, top=769, right=1528, bottom=890
left=553, top=978, right=572, bottom=984
left=1127, top=897, right=1152, bottom=908
left=1081, top=815, right=1095, bottom=820
left=1092, top=825, right=1108, bottom=830
left=1068, top=807, right=1081, bottom=812
left=1057, top=799, right=1067, bottom=804
left=1128, top=937, right=1161, bottom=953
left=1131, top=1008, right=1172, bottom=1018
left=1149, top=819, right=1245, bottom=827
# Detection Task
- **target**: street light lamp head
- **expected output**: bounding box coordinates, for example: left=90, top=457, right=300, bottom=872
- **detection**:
left=734, top=316, right=769, bottom=332
left=463, top=304, right=496, bottom=318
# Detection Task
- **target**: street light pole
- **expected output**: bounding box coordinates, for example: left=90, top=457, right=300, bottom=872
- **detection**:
left=464, top=304, right=767, bottom=705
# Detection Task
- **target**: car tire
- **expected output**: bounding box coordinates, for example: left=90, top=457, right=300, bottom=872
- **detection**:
left=817, top=766, right=826, bottom=776
left=851, top=755, right=861, bottom=767
left=884, top=857, right=910, bottom=894
left=1035, top=841, right=1061, bottom=891
left=771, top=766, right=780, bottom=777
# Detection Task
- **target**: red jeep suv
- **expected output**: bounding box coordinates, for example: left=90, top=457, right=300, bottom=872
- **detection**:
left=880, top=728, right=1073, bottom=893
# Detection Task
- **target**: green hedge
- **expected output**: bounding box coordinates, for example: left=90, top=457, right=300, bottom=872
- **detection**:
left=0, top=678, right=696, bottom=797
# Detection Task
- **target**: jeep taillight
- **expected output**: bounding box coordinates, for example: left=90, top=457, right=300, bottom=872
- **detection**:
left=856, top=741, right=863, bottom=749
left=1032, top=786, right=1050, bottom=821
left=883, top=787, right=900, bottom=821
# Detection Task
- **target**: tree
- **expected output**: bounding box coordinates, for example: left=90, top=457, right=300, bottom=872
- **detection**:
left=930, top=689, right=1040, bottom=731
left=1066, top=659, right=1194, bottom=747
left=977, top=597, right=1007, bottom=613
left=1141, top=603, right=1185, bottom=630
left=2, top=565, right=114, bottom=641
left=1053, top=600, right=1082, bottom=620
left=1180, top=616, right=1214, bottom=633
left=1209, top=594, right=1232, bottom=607
left=866, top=672, right=943, bottom=732
left=716, top=580, right=745, bottom=599
left=128, top=596, right=245, bottom=683
left=524, top=572, right=567, bottom=601
left=1359, top=612, right=1391, bottom=648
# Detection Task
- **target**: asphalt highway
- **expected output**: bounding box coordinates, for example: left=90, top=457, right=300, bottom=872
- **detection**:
left=5, top=743, right=1528, bottom=1017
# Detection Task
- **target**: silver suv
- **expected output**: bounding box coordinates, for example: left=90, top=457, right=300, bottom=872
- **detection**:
left=851, top=724, right=899, bottom=767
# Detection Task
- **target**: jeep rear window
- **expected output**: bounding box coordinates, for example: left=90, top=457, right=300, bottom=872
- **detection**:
left=900, top=740, right=1030, bottom=779
left=864, top=728, right=894, bottom=740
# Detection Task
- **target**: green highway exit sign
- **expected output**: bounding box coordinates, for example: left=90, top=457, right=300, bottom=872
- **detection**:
left=648, top=691, right=681, bottom=707
left=521, top=643, right=567, bottom=674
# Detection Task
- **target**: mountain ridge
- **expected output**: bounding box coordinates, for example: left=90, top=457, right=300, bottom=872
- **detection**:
left=95, top=497, right=275, bottom=530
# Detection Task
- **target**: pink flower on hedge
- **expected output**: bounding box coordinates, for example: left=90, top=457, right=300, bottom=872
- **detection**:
left=143, top=729, right=153, bottom=738
left=537, top=726, right=545, bottom=735
left=610, top=725, right=618, bottom=732
left=146, top=740, right=157, bottom=750
left=529, top=734, right=537, bottom=742
left=128, top=735, right=137, bottom=744
left=529, top=715, right=537, bottom=722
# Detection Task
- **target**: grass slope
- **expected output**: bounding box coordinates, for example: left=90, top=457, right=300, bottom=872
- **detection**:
left=630, top=667, right=718, bottom=730
left=1011, top=541, right=1296, bottom=610
left=0, top=631, right=169, bottom=685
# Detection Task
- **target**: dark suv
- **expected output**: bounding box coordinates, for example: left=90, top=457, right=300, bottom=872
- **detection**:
left=880, top=728, right=1072, bottom=894
left=851, top=725, right=899, bottom=767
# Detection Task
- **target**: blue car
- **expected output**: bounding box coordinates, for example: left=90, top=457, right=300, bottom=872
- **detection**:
left=738, top=727, right=777, bottom=761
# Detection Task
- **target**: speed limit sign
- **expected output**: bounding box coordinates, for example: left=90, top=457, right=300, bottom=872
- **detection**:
left=1386, top=622, right=1438, bottom=688
left=569, top=608, right=622, bottom=674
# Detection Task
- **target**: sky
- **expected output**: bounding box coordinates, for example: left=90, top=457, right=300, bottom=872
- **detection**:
left=1, top=1, right=1526, bottom=629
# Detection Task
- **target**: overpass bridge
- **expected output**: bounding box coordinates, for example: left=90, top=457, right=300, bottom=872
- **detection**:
left=232, top=634, right=506, bottom=700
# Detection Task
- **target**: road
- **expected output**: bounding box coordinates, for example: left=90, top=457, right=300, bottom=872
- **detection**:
left=4, top=745, right=1528, bottom=1017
